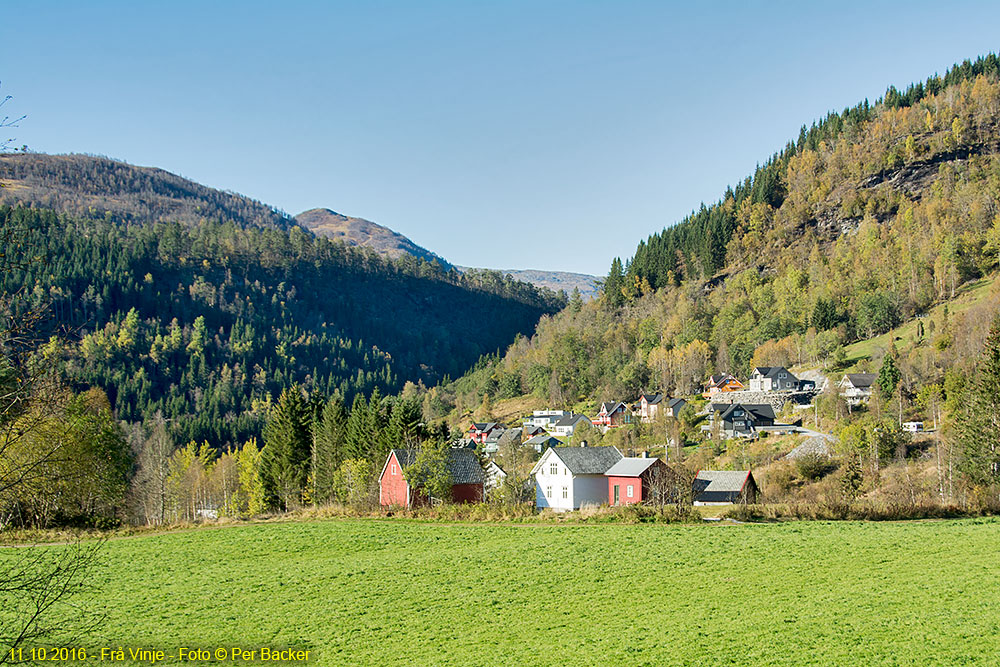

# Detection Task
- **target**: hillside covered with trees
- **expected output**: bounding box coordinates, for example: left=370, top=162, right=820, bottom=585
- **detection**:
left=0, top=204, right=564, bottom=448
left=430, top=56, right=1000, bottom=421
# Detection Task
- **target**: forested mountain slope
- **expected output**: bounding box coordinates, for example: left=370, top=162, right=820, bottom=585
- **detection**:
left=427, top=56, right=1000, bottom=420
left=0, top=205, right=564, bottom=447
left=0, top=153, right=293, bottom=229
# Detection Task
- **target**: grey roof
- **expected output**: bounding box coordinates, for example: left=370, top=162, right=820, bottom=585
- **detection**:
left=390, top=448, right=484, bottom=485
left=753, top=367, right=798, bottom=381
left=484, top=428, right=508, bottom=443
left=667, top=397, right=686, bottom=409
left=525, top=434, right=563, bottom=447
left=553, top=413, right=590, bottom=427
left=551, top=446, right=623, bottom=475
left=720, top=403, right=775, bottom=421
left=604, top=457, right=660, bottom=477
left=844, top=373, right=877, bottom=388
left=707, top=373, right=736, bottom=386
left=640, top=393, right=664, bottom=405
left=448, top=448, right=485, bottom=485
left=693, top=470, right=753, bottom=502
left=391, top=449, right=418, bottom=467
left=599, top=401, right=628, bottom=414
left=471, top=422, right=501, bottom=431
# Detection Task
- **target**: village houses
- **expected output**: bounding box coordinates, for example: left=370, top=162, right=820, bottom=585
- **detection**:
left=532, top=445, right=623, bottom=511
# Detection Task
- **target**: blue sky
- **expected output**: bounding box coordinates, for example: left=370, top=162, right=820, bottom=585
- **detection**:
left=4, top=1, right=1000, bottom=275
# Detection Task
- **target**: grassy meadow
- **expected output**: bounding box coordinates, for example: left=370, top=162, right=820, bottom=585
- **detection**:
left=6, top=517, right=1000, bottom=665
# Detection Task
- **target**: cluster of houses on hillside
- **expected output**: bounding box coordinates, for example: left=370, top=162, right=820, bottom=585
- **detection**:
left=375, top=364, right=908, bottom=512
left=378, top=444, right=759, bottom=510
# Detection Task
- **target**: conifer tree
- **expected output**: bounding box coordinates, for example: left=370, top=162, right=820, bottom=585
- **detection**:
left=603, top=257, right=625, bottom=309
left=344, top=392, right=372, bottom=460
left=312, top=393, right=347, bottom=503
left=261, top=385, right=312, bottom=510
left=877, top=346, right=901, bottom=397
left=955, top=316, right=1000, bottom=487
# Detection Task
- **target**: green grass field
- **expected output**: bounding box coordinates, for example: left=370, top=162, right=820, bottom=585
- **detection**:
left=6, top=518, right=1000, bottom=665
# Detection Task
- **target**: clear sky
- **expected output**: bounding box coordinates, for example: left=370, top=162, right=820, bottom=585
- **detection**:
left=4, top=1, right=999, bottom=275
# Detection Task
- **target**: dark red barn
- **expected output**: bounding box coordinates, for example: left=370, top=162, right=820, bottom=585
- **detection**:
left=604, top=456, right=669, bottom=505
left=379, top=448, right=485, bottom=507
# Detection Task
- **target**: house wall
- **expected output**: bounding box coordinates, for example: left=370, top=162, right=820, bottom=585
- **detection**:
left=534, top=450, right=574, bottom=511
left=607, top=475, right=642, bottom=505
left=451, top=483, right=483, bottom=504
left=379, top=452, right=410, bottom=507
left=573, top=474, right=608, bottom=508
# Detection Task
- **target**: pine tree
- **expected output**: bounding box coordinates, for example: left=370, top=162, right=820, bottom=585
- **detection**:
left=261, top=385, right=312, bottom=510
left=955, top=316, right=1000, bottom=487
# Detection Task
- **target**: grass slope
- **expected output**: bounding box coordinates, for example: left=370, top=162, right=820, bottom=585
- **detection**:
left=842, top=273, right=998, bottom=364
left=9, top=518, right=1000, bottom=665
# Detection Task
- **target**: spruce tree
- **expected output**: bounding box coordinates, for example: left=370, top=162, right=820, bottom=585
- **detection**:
left=955, top=316, right=1000, bottom=487
left=312, top=393, right=347, bottom=503
left=261, top=386, right=312, bottom=510
left=603, top=257, right=625, bottom=309
left=344, top=392, right=371, bottom=460
left=877, top=347, right=901, bottom=397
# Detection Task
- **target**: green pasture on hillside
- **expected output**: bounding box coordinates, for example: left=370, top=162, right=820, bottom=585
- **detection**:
left=4, top=518, right=1000, bottom=665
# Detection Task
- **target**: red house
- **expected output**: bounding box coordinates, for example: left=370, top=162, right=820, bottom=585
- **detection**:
left=604, top=456, right=669, bottom=505
left=466, top=422, right=503, bottom=444
left=592, top=401, right=631, bottom=428
left=379, top=448, right=485, bottom=507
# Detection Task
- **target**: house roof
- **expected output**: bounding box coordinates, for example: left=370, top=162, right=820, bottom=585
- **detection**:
left=719, top=403, right=775, bottom=422
left=450, top=438, right=477, bottom=450
left=553, top=413, right=589, bottom=428
left=388, top=448, right=484, bottom=485
left=693, top=470, right=753, bottom=502
left=470, top=421, right=500, bottom=432
left=640, top=393, right=664, bottom=405
left=525, top=434, right=563, bottom=447
left=843, top=373, right=877, bottom=388
left=667, top=397, right=686, bottom=409
left=549, top=446, right=623, bottom=475
left=599, top=401, right=628, bottom=414
left=707, top=373, right=737, bottom=386
left=524, top=425, right=547, bottom=436
left=604, top=457, right=660, bottom=477
left=753, top=367, right=798, bottom=381
left=484, top=428, right=509, bottom=443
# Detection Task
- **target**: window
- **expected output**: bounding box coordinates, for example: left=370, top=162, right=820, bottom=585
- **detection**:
left=779, top=373, right=786, bottom=378
left=562, top=487, right=568, bottom=499
left=550, top=463, right=558, bottom=475
left=391, top=464, right=397, bottom=475
left=627, top=485, right=634, bottom=498
left=545, top=486, right=552, bottom=498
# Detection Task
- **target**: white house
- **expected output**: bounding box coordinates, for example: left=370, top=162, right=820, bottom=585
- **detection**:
left=484, top=460, right=507, bottom=495
left=838, top=373, right=877, bottom=406
left=549, top=413, right=591, bottom=438
left=532, top=445, right=623, bottom=511
left=523, top=410, right=571, bottom=429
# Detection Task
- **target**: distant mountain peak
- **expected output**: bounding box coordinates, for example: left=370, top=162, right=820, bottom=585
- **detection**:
left=295, top=208, right=450, bottom=268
